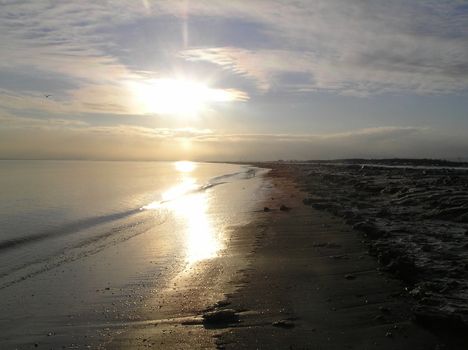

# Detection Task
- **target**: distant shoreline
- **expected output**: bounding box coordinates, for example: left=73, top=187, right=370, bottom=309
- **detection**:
left=2, top=158, right=468, bottom=167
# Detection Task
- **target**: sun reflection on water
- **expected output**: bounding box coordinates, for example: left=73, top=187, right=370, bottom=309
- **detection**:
left=168, top=190, right=221, bottom=264
left=143, top=161, right=222, bottom=264
left=175, top=160, right=196, bottom=173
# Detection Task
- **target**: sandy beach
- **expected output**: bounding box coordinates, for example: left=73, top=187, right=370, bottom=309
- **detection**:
left=2, top=161, right=467, bottom=349
left=0, top=162, right=269, bottom=349
left=102, top=162, right=467, bottom=349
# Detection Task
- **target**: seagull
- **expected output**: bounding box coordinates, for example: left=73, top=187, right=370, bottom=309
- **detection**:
left=45, top=94, right=52, bottom=98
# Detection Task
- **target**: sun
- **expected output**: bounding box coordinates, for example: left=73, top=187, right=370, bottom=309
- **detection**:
left=129, top=78, right=243, bottom=116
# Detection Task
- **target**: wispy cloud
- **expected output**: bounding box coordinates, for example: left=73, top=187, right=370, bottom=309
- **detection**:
left=1, top=1, right=467, bottom=160
left=2, top=0, right=467, bottom=105
left=3, top=121, right=464, bottom=161
left=176, top=1, right=468, bottom=96
left=0, top=1, right=249, bottom=114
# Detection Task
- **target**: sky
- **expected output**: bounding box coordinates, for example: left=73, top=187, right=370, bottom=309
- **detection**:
left=1, top=0, right=468, bottom=161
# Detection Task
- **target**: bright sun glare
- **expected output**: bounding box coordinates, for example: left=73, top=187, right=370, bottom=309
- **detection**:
left=175, top=160, right=196, bottom=172
left=130, top=78, right=239, bottom=116
left=141, top=160, right=221, bottom=264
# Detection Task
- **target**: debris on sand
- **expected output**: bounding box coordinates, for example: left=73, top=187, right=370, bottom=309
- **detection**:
left=290, top=159, right=468, bottom=330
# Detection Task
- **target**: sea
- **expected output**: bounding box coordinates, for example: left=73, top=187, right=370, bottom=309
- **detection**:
left=0, top=160, right=270, bottom=347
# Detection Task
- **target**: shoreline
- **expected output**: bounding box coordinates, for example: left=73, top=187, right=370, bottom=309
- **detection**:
left=0, top=162, right=268, bottom=349
left=112, top=162, right=465, bottom=349
left=214, top=164, right=447, bottom=349
left=8, top=160, right=466, bottom=348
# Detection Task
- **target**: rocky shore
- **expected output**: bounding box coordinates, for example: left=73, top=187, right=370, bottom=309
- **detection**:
left=273, top=160, right=468, bottom=332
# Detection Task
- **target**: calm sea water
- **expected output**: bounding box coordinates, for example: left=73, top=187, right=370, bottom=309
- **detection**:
left=0, top=160, right=269, bottom=346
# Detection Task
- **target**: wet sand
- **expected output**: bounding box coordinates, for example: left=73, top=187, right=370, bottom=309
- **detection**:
left=0, top=163, right=268, bottom=349
left=105, top=163, right=466, bottom=349
left=215, top=165, right=442, bottom=349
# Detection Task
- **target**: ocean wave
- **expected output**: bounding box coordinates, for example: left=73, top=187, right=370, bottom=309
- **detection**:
left=0, top=208, right=142, bottom=252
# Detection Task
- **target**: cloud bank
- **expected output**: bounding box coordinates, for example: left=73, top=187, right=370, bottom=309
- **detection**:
left=1, top=1, right=467, bottom=160
left=2, top=120, right=467, bottom=161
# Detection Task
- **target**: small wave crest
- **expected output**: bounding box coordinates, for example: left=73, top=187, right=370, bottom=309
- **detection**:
left=142, top=166, right=259, bottom=210
left=0, top=208, right=142, bottom=252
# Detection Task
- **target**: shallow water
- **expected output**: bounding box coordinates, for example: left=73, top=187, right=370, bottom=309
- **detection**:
left=0, top=160, right=269, bottom=347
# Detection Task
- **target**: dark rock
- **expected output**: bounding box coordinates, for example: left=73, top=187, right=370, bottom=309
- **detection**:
left=263, top=207, right=270, bottom=212
left=202, top=309, right=239, bottom=325
left=345, top=274, right=356, bottom=280
left=215, top=300, right=231, bottom=308
left=279, top=204, right=291, bottom=211
left=272, top=320, right=295, bottom=328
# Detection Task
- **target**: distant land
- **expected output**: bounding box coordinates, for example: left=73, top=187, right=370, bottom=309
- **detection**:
left=276, top=158, right=468, bottom=168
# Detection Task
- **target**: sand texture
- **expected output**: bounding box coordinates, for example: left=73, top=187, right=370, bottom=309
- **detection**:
left=109, top=162, right=468, bottom=349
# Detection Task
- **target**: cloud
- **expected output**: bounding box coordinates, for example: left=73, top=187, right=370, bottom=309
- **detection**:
left=0, top=1, right=249, bottom=114
left=2, top=122, right=466, bottom=161
left=2, top=0, right=467, bottom=106
left=176, top=1, right=468, bottom=96
left=0, top=114, right=88, bottom=129
left=1, top=1, right=468, bottom=160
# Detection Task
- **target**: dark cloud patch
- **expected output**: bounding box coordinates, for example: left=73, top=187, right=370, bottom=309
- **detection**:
left=0, top=67, right=79, bottom=95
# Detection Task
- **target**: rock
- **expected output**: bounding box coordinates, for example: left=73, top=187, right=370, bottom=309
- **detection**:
left=279, top=204, right=291, bottom=211
left=202, top=309, right=239, bottom=325
left=263, top=207, right=270, bottom=212
left=215, top=300, right=231, bottom=308
left=272, top=320, right=295, bottom=328
left=345, top=274, right=356, bottom=280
